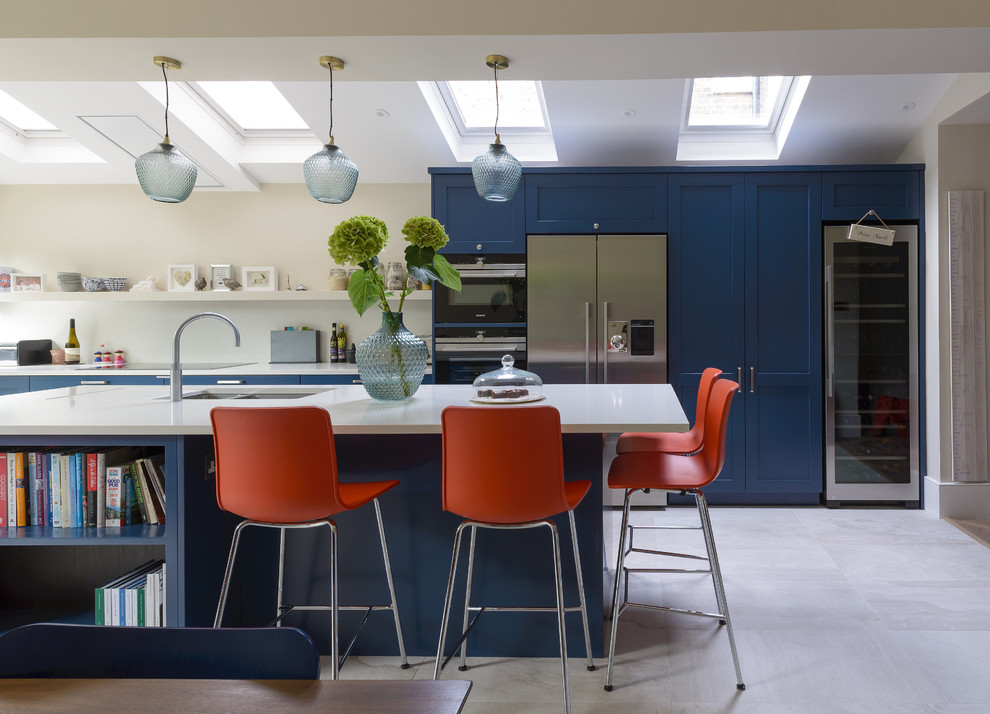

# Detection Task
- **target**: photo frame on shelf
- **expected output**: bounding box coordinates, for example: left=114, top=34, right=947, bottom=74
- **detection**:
left=210, top=264, right=233, bottom=291
left=167, top=264, right=198, bottom=292
left=0, top=267, right=13, bottom=293
left=242, top=266, right=277, bottom=291
left=11, top=273, right=45, bottom=292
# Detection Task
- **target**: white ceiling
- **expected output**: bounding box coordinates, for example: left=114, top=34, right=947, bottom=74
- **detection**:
left=1, top=20, right=989, bottom=189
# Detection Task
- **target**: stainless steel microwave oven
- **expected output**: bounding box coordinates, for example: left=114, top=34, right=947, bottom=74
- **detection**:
left=433, top=256, right=526, bottom=324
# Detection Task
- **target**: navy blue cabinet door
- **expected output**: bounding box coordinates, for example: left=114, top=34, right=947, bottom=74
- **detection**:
left=668, top=174, right=746, bottom=494
left=0, top=376, right=30, bottom=396
left=432, top=173, right=525, bottom=254
left=744, top=173, right=823, bottom=497
left=525, top=173, right=668, bottom=234
left=822, top=170, right=921, bottom=221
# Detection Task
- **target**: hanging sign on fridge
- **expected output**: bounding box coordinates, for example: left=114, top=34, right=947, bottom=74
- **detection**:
left=847, top=209, right=896, bottom=246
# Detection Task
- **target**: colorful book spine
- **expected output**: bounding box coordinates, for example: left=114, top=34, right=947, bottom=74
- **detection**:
left=105, top=466, right=124, bottom=528
left=14, top=453, right=27, bottom=527
left=59, top=454, right=70, bottom=529
left=6, top=452, right=15, bottom=527
left=50, top=453, right=62, bottom=528
left=0, top=452, right=7, bottom=528
left=142, top=458, right=166, bottom=525
left=96, top=451, right=107, bottom=528
left=132, top=460, right=155, bottom=525
left=74, top=452, right=84, bottom=528
left=86, top=452, right=98, bottom=528
left=37, top=452, right=49, bottom=528
left=27, top=452, right=37, bottom=526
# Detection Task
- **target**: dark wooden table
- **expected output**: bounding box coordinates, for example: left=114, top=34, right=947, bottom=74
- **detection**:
left=0, top=678, right=472, bottom=713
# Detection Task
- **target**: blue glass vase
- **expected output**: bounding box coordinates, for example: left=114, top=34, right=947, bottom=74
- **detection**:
left=356, top=312, right=428, bottom=401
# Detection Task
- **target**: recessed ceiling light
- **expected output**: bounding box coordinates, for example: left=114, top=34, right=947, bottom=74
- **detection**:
left=623, top=109, right=637, bottom=118
left=902, top=102, right=916, bottom=112
left=376, top=109, right=390, bottom=118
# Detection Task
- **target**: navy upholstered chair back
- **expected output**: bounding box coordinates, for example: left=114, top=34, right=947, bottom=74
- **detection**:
left=0, top=624, right=320, bottom=679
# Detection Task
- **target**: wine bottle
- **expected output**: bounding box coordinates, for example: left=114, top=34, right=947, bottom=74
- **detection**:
left=64, top=318, right=81, bottom=364
left=337, top=324, right=347, bottom=363
left=330, top=323, right=339, bottom=363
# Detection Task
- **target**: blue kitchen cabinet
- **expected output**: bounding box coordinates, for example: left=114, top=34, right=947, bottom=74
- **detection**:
left=0, top=377, right=30, bottom=396
left=431, top=172, right=526, bottom=254
left=182, top=375, right=300, bottom=386
left=822, top=169, right=921, bottom=221
left=525, top=172, right=667, bottom=234
left=668, top=172, right=822, bottom=504
left=29, top=375, right=166, bottom=391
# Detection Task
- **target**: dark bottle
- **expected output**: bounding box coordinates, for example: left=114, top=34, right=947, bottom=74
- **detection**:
left=346, top=342, right=356, bottom=364
left=330, top=323, right=339, bottom=363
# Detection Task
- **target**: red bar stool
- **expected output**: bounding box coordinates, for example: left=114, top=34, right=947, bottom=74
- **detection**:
left=210, top=406, right=408, bottom=680
left=617, top=366, right=722, bottom=455
left=604, top=379, right=745, bottom=692
left=434, top=405, right=594, bottom=714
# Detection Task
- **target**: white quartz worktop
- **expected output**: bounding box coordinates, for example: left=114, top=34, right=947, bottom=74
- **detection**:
left=0, top=384, right=687, bottom=437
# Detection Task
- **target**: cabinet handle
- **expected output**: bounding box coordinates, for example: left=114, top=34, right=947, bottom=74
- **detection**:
left=476, top=243, right=483, bottom=251
left=750, top=367, right=755, bottom=393
left=80, top=380, right=110, bottom=385
left=602, top=301, right=609, bottom=384
left=352, top=379, right=363, bottom=384
left=216, top=380, right=246, bottom=385
left=736, top=367, right=742, bottom=393
left=825, top=265, right=834, bottom=398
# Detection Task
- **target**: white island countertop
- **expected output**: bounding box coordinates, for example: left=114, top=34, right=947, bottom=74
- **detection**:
left=0, top=384, right=687, bottom=437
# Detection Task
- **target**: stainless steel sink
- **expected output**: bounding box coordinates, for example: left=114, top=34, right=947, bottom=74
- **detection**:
left=159, top=387, right=334, bottom=401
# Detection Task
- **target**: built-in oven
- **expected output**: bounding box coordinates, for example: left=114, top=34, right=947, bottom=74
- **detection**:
left=433, top=326, right=527, bottom=385
left=433, top=255, right=526, bottom=324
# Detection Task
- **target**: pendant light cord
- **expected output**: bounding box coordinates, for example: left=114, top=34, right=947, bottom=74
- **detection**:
left=161, top=61, right=171, bottom=142
left=492, top=60, right=500, bottom=141
left=328, top=64, right=335, bottom=144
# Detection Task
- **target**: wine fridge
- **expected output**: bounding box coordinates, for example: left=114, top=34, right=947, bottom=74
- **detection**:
left=824, top=225, right=919, bottom=505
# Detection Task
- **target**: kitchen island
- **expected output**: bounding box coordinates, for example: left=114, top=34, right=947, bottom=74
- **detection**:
left=0, top=383, right=686, bottom=657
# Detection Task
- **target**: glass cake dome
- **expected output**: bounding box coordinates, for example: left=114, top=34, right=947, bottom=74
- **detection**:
left=471, top=354, right=544, bottom=403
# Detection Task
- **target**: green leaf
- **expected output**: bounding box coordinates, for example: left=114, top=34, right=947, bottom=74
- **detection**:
left=346, top=269, right=380, bottom=316
left=404, top=244, right=436, bottom=269
left=408, top=264, right=440, bottom=285
left=432, top=253, right=461, bottom=291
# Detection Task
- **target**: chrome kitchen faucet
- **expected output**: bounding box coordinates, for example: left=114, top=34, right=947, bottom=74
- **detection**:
left=170, top=312, right=241, bottom=402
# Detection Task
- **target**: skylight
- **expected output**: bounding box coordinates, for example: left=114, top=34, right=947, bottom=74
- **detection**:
left=0, top=88, right=58, bottom=133
left=418, top=80, right=557, bottom=162
left=193, top=81, right=308, bottom=133
left=677, top=76, right=811, bottom=161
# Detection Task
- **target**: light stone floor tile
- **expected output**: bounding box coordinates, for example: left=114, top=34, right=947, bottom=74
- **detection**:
left=328, top=507, right=990, bottom=712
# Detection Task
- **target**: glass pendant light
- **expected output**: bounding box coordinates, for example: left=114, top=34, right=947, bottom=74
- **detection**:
left=303, top=56, right=358, bottom=204
left=472, top=54, right=522, bottom=202
left=135, top=57, right=198, bottom=203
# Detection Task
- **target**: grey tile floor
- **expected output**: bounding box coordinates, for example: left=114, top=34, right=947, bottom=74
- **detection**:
left=324, top=507, right=990, bottom=713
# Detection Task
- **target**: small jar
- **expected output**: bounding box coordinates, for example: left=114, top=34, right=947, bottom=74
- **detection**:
left=386, top=262, right=405, bottom=290
left=329, top=268, right=348, bottom=290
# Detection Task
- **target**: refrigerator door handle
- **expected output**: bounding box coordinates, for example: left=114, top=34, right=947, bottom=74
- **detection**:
left=750, top=366, right=755, bottom=393
left=584, top=301, right=591, bottom=385
left=602, top=301, right=609, bottom=384
left=825, top=265, right=834, bottom=398
left=736, top=367, right=742, bottom=392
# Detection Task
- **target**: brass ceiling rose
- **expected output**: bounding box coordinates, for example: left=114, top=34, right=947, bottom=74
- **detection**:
left=152, top=56, right=182, bottom=71
left=486, top=54, right=509, bottom=71
left=319, top=56, right=345, bottom=71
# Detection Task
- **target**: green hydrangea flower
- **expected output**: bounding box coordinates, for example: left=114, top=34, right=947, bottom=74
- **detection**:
left=328, top=215, right=389, bottom=265
left=401, top=216, right=449, bottom=250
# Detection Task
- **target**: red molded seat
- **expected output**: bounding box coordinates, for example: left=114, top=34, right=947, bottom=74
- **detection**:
left=616, top=366, right=722, bottom=455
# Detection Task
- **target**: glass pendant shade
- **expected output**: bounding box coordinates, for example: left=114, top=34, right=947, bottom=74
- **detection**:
left=135, top=141, right=198, bottom=203
left=472, top=141, right=522, bottom=202
left=304, top=142, right=359, bottom=204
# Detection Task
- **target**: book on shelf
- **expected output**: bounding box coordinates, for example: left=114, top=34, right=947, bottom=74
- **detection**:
left=122, top=464, right=142, bottom=527
left=50, top=452, right=62, bottom=528
left=95, top=559, right=163, bottom=627
left=141, top=457, right=166, bottom=524
left=27, top=451, right=37, bottom=526
left=104, top=465, right=124, bottom=528
left=5, top=452, right=14, bottom=527
left=131, top=459, right=155, bottom=525
left=136, top=458, right=164, bottom=525
left=0, top=452, right=7, bottom=528
left=14, top=452, right=27, bottom=527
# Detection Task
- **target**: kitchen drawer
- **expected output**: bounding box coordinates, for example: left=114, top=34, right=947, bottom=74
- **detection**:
left=300, top=374, right=434, bottom=386
left=29, top=375, right=165, bottom=391
left=182, top=375, right=300, bottom=386
left=822, top=170, right=921, bottom=221
left=0, top=376, right=31, bottom=396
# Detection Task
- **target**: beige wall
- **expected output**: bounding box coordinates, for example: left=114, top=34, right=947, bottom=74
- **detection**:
left=0, top=182, right=434, bottom=363
left=899, top=73, right=990, bottom=488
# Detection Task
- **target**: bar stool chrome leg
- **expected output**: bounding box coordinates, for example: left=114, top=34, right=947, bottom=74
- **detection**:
left=373, top=498, right=409, bottom=669
left=214, top=520, right=249, bottom=628
left=568, top=510, right=595, bottom=671
left=434, top=522, right=468, bottom=681
left=604, top=488, right=635, bottom=691
left=458, top=525, right=477, bottom=671
left=328, top=521, right=339, bottom=680
left=695, top=491, right=745, bottom=690
left=548, top=520, right=571, bottom=714
left=276, top=526, right=288, bottom=627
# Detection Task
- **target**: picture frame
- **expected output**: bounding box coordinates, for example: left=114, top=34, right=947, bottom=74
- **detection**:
left=242, top=266, right=277, bottom=291
left=210, top=264, right=233, bottom=291
left=167, top=264, right=198, bottom=292
left=11, top=273, right=45, bottom=292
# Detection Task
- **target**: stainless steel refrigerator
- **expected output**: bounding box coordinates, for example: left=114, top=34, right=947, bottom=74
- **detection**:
left=527, top=234, right=668, bottom=506
left=824, top=225, right=920, bottom=505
